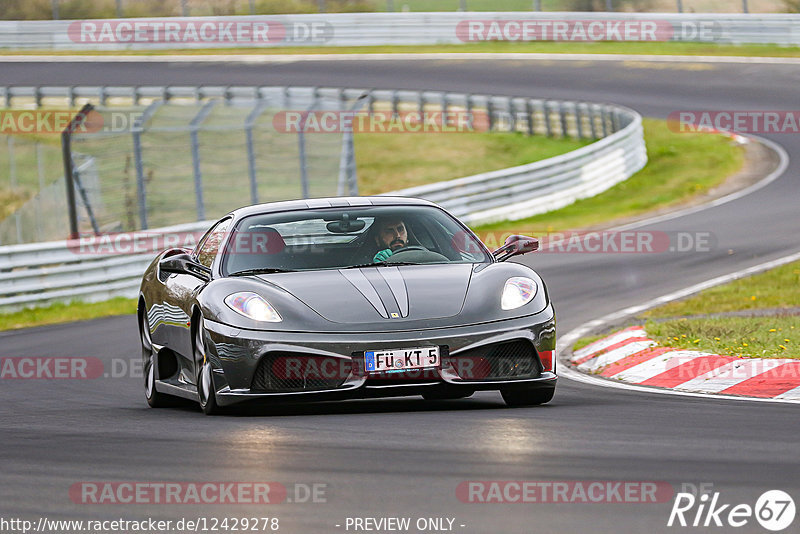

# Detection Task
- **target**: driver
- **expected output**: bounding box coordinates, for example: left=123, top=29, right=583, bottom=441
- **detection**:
left=373, top=218, right=408, bottom=263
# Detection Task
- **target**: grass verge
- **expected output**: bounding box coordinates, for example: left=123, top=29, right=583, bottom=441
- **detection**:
left=356, top=131, right=591, bottom=195
left=0, top=297, right=137, bottom=331
left=473, top=118, right=744, bottom=235
left=5, top=42, right=800, bottom=58
left=645, top=316, right=798, bottom=359
left=643, top=260, right=800, bottom=318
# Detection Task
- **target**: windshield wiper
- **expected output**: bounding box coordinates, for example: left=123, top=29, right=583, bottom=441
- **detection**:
left=339, top=261, right=420, bottom=270
left=228, top=268, right=296, bottom=277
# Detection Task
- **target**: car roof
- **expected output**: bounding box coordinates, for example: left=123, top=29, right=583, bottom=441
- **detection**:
left=228, top=196, right=438, bottom=220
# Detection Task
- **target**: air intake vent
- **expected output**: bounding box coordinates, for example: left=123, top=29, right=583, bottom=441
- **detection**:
left=251, top=353, right=351, bottom=392
left=449, top=340, right=540, bottom=381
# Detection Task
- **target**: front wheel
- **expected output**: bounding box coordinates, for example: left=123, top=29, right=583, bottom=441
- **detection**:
left=195, top=319, right=224, bottom=415
left=501, top=386, right=555, bottom=407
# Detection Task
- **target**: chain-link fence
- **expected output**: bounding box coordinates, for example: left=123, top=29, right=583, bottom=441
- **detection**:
left=0, top=87, right=360, bottom=244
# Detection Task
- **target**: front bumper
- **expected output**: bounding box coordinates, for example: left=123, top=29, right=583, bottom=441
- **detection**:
left=202, top=306, right=556, bottom=406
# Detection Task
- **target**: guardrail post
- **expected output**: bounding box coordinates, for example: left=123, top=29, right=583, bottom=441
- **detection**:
left=487, top=98, right=494, bottom=132
left=525, top=99, right=534, bottom=136
left=558, top=101, right=569, bottom=138
left=600, top=106, right=610, bottom=137
left=418, top=92, right=424, bottom=116
left=543, top=101, right=553, bottom=137
left=51, top=0, right=59, bottom=20
left=574, top=103, right=584, bottom=139
left=391, top=90, right=399, bottom=117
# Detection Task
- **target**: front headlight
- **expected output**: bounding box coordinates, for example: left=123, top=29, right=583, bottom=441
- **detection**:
left=224, top=292, right=282, bottom=322
left=501, top=277, right=537, bottom=310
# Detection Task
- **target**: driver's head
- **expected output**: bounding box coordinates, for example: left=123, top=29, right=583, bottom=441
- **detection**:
left=375, top=218, right=407, bottom=251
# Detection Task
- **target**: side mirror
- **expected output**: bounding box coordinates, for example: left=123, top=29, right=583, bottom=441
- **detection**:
left=492, top=235, right=539, bottom=262
left=158, top=253, right=211, bottom=281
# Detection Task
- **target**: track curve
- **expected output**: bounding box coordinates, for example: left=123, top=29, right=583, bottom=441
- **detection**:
left=1, top=57, right=798, bottom=533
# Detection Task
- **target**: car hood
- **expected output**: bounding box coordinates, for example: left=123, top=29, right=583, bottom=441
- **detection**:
left=258, top=264, right=473, bottom=324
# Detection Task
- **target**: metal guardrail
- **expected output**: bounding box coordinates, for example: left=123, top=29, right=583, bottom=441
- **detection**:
left=0, top=85, right=646, bottom=310
left=1, top=13, right=800, bottom=48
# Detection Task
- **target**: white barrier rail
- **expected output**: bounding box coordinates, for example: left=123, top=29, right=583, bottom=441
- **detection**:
left=1, top=13, right=800, bottom=49
left=0, top=85, right=646, bottom=310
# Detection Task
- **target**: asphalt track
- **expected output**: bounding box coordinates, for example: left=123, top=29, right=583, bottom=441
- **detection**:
left=1, top=57, right=799, bottom=533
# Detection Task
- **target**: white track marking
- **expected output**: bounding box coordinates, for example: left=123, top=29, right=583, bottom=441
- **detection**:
left=577, top=340, right=656, bottom=372
left=675, top=359, right=793, bottom=394
left=609, top=350, right=712, bottom=383
left=775, top=385, right=800, bottom=400
left=572, top=327, right=646, bottom=361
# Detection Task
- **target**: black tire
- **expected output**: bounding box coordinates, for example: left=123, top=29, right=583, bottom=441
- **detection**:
left=195, top=318, right=224, bottom=416
left=140, top=308, right=173, bottom=408
left=501, top=386, right=555, bottom=407
left=422, top=391, right=474, bottom=401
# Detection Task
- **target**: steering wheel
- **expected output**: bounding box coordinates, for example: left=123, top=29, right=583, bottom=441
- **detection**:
left=385, top=245, right=450, bottom=264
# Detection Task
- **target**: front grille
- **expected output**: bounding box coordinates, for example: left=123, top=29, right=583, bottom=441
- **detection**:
left=449, top=340, right=540, bottom=381
left=251, top=353, right=352, bottom=392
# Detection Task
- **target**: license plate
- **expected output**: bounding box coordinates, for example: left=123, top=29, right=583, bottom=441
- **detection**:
left=364, top=346, right=440, bottom=373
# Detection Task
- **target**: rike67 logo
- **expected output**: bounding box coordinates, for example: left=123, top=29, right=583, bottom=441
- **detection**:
left=668, top=485, right=795, bottom=531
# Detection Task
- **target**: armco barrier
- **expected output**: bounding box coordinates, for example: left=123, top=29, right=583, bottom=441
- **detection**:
left=0, top=85, right=646, bottom=310
left=1, top=13, right=800, bottom=49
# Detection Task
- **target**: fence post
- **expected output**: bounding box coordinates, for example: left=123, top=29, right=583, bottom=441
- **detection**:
left=742, top=0, right=748, bottom=13
left=131, top=100, right=163, bottom=231
left=181, top=0, right=188, bottom=16
left=525, top=99, right=534, bottom=136
left=575, top=103, right=584, bottom=139
left=244, top=101, right=268, bottom=204
left=51, top=0, right=59, bottom=19
left=116, top=0, right=123, bottom=17
left=189, top=101, right=217, bottom=221
left=249, top=0, right=255, bottom=15
left=606, top=0, right=613, bottom=11
left=677, top=0, right=683, bottom=13
left=61, top=104, right=94, bottom=239
left=533, top=0, right=541, bottom=11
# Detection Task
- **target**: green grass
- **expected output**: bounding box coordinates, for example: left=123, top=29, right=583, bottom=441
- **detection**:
left=643, top=261, right=800, bottom=318
left=473, top=117, right=744, bottom=234
left=0, top=297, right=137, bottom=331
left=645, top=316, right=799, bottom=359
left=5, top=41, right=800, bottom=57
left=356, top=130, right=591, bottom=194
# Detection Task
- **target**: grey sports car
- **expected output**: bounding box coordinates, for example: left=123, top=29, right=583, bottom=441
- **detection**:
left=138, top=197, right=556, bottom=414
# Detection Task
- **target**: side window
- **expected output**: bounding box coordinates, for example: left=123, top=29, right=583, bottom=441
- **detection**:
left=195, top=218, right=232, bottom=269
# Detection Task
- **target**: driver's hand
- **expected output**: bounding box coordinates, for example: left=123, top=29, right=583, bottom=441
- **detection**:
left=373, top=249, right=393, bottom=263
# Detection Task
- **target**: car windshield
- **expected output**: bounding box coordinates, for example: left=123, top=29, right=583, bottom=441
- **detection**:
left=222, top=205, right=492, bottom=275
